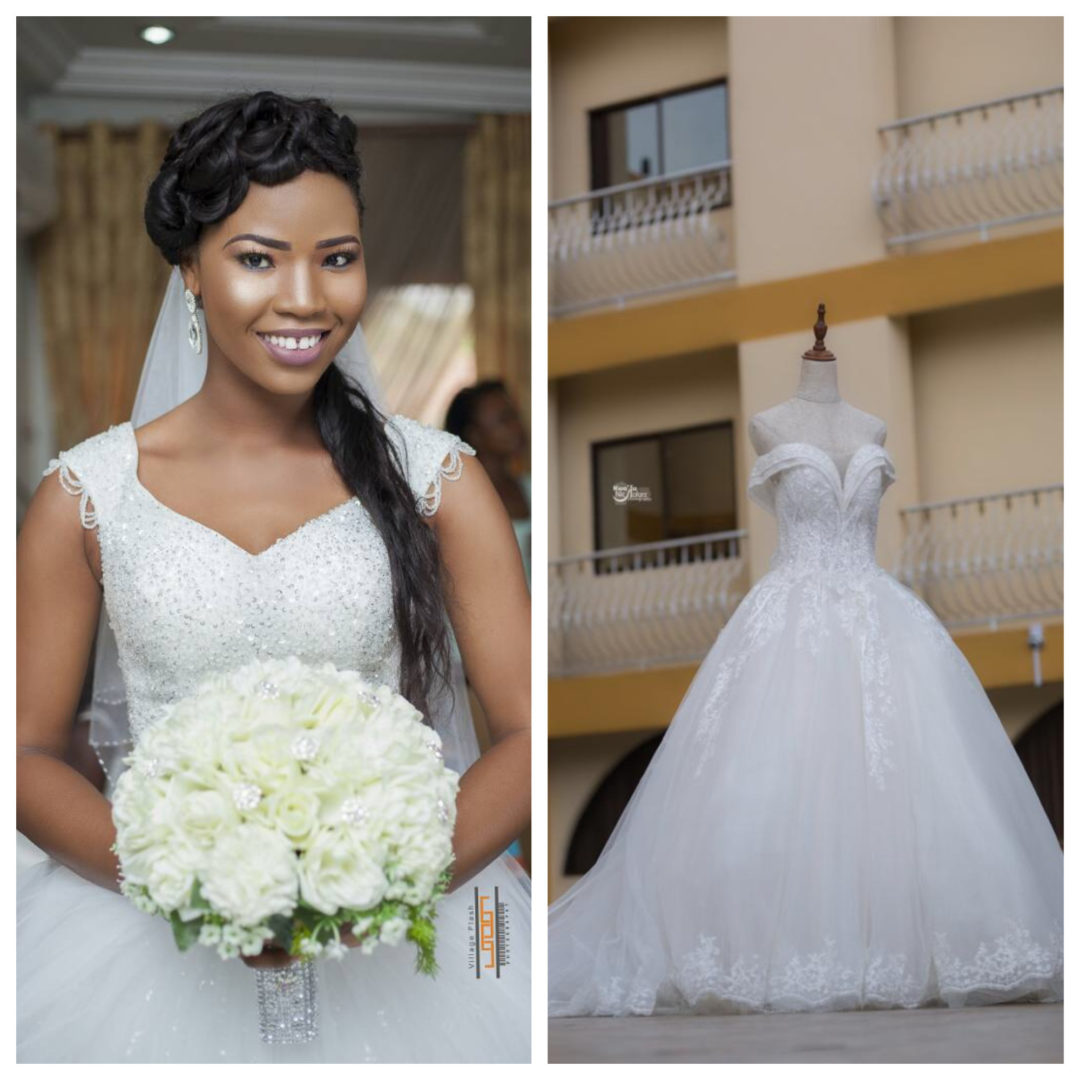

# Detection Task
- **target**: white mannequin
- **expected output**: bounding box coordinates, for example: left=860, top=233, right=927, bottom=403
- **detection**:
left=749, top=308, right=886, bottom=479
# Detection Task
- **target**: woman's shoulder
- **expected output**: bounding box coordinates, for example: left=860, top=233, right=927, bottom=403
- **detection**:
left=383, top=412, right=477, bottom=517
left=41, top=421, right=134, bottom=529
left=46, top=421, right=133, bottom=470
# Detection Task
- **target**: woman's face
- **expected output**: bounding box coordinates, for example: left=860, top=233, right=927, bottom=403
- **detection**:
left=180, top=170, right=367, bottom=396
left=470, top=389, right=528, bottom=457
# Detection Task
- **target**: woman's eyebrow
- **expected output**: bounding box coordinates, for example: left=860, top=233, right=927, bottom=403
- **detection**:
left=223, top=233, right=361, bottom=250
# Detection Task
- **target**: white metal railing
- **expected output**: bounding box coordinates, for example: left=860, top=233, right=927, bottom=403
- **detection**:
left=873, top=86, right=1063, bottom=247
left=893, top=484, right=1063, bottom=629
left=548, top=160, right=735, bottom=317
left=549, top=529, right=748, bottom=678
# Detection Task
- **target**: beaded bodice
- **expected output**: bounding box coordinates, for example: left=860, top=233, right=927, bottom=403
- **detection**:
left=43, top=415, right=475, bottom=744
left=747, top=441, right=896, bottom=576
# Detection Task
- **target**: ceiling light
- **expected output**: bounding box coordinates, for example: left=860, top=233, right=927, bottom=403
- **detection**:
left=140, top=26, right=174, bottom=46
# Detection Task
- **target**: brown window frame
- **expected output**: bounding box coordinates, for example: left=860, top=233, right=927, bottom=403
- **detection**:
left=590, top=418, right=737, bottom=572
left=588, top=76, right=732, bottom=199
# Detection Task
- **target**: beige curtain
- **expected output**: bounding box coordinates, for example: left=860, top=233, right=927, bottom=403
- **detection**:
left=464, top=114, right=531, bottom=431
left=364, top=284, right=476, bottom=425
left=31, top=121, right=173, bottom=449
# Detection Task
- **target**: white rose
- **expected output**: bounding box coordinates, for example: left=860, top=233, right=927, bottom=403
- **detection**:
left=266, top=788, right=322, bottom=849
left=176, top=789, right=236, bottom=849
left=200, top=824, right=298, bottom=926
left=146, top=844, right=199, bottom=912
left=219, top=728, right=301, bottom=793
left=298, top=829, right=388, bottom=915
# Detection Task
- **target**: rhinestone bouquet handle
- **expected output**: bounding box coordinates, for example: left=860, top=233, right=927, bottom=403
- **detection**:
left=254, top=958, right=318, bottom=1044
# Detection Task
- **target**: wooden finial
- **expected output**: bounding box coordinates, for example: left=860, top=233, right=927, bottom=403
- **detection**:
left=802, top=301, right=836, bottom=361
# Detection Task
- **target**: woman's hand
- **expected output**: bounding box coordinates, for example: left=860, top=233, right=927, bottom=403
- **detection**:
left=240, top=942, right=295, bottom=970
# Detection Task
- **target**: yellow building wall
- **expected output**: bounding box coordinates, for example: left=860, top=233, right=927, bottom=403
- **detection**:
left=727, top=16, right=896, bottom=282
left=554, top=346, right=741, bottom=560
left=548, top=16, right=730, bottom=201
left=910, top=288, right=1063, bottom=501
left=893, top=16, right=1063, bottom=116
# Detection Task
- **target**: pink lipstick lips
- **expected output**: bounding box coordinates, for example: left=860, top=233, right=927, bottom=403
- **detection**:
left=256, top=330, right=330, bottom=366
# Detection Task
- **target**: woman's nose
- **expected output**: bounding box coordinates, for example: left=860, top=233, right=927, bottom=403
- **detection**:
left=275, top=268, right=326, bottom=315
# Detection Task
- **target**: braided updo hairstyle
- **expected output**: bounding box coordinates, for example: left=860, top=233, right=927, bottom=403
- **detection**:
left=144, top=89, right=453, bottom=726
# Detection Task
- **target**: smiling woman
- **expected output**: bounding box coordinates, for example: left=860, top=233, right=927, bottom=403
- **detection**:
left=17, top=90, right=531, bottom=1063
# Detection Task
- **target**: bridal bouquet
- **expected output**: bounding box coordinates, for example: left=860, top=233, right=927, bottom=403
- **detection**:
left=110, top=656, right=459, bottom=1043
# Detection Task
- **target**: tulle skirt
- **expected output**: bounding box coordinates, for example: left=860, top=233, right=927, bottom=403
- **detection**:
left=18, top=838, right=531, bottom=1062
left=548, top=567, right=1063, bottom=1016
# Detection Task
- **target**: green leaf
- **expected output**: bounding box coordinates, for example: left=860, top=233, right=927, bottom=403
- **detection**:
left=294, top=907, right=322, bottom=932
left=267, top=914, right=294, bottom=951
left=170, top=911, right=200, bottom=951
left=188, top=879, right=212, bottom=911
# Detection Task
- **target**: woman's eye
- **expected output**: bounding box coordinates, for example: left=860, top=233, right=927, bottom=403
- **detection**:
left=325, top=251, right=358, bottom=269
left=238, top=251, right=273, bottom=270
left=236, top=250, right=357, bottom=271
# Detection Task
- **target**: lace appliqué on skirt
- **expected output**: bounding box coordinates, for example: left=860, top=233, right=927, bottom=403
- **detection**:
left=691, top=568, right=900, bottom=789
left=656, top=922, right=1063, bottom=1015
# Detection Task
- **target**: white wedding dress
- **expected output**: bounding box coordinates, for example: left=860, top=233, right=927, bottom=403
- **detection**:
left=549, top=441, right=1063, bottom=1016
left=18, top=414, right=531, bottom=1063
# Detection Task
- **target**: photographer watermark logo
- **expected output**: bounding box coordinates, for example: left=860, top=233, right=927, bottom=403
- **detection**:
left=612, top=482, right=652, bottom=504
left=466, top=885, right=509, bottom=978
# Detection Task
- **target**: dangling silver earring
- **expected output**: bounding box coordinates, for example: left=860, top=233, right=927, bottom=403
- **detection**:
left=184, top=287, right=203, bottom=354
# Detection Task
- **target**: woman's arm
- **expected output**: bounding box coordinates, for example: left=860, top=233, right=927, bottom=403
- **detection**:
left=427, top=454, right=531, bottom=892
left=16, top=472, right=122, bottom=893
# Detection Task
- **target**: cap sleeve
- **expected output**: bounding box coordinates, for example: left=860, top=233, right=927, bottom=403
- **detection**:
left=385, top=413, right=477, bottom=517
left=41, top=424, right=128, bottom=531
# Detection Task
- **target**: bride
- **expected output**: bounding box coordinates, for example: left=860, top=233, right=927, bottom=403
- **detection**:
left=16, top=90, right=531, bottom=1063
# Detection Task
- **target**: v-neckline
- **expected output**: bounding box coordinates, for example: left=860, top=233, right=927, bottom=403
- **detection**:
left=751, top=440, right=894, bottom=513
left=122, top=421, right=359, bottom=560
left=772, top=441, right=889, bottom=491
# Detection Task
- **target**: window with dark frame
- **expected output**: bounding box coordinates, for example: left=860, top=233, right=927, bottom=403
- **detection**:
left=591, top=420, right=738, bottom=573
left=589, top=79, right=732, bottom=193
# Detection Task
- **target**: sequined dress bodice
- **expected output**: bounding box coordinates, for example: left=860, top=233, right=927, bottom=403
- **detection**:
left=44, top=415, right=475, bottom=745
left=747, top=441, right=896, bottom=576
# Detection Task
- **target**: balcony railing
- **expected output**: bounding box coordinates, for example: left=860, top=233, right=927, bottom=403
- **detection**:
left=548, top=160, right=735, bottom=317
left=873, top=86, right=1063, bottom=247
left=549, top=529, right=748, bottom=678
left=893, top=484, right=1063, bottom=630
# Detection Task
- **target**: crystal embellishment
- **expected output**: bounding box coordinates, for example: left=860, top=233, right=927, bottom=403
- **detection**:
left=254, top=958, right=318, bottom=1044
left=256, top=679, right=280, bottom=699
left=291, top=734, right=319, bottom=762
left=340, top=797, right=369, bottom=825
left=232, top=783, right=262, bottom=811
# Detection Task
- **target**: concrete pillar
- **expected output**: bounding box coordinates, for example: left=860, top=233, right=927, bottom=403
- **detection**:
left=727, top=18, right=918, bottom=579
left=728, top=15, right=897, bottom=280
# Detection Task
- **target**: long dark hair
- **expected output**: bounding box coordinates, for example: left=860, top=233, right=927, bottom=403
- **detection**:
left=144, top=89, right=451, bottom=724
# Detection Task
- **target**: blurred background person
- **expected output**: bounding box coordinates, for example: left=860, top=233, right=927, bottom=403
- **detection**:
left=447, top=379, right=531, bottom=587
